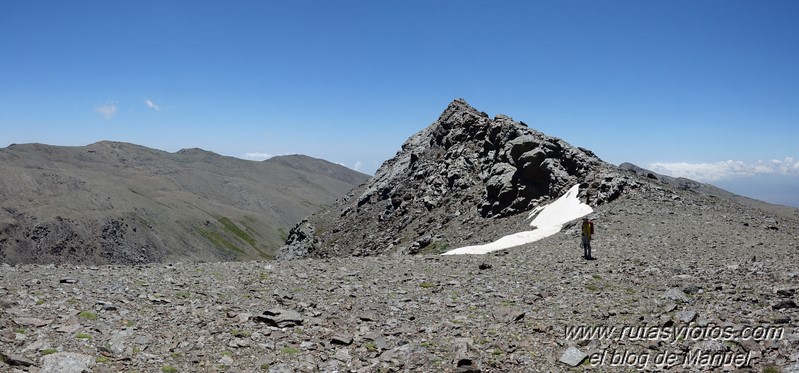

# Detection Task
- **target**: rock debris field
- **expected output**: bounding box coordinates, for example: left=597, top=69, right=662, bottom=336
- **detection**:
left=2, top=187, right=799, bottom=372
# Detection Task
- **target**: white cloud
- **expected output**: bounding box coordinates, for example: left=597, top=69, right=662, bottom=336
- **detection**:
left=94, top=103, right=117, bottom=120
left=243, top=152, right=273, bottom=161
left=144, top=98, right=161, bottom=111
left=649, top=157, right=799, bottom=182
left=353, top=160, right=363, bottom=171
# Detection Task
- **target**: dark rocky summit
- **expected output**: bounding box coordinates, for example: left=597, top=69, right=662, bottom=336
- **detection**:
left=279, top=99, right=635, bottom=258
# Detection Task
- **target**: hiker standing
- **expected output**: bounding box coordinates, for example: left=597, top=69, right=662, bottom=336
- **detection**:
left=581, top=217, right=594, bottom=260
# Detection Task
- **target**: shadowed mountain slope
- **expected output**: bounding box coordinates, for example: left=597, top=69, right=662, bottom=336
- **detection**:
left=0, top=141, right=368, bottom=265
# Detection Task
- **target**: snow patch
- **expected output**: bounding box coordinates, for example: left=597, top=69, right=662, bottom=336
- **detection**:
left=442, top=184, right=592, bottom=255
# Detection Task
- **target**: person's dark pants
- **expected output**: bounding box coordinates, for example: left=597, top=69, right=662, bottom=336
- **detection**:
left=582, top=236, right=592, bottom=259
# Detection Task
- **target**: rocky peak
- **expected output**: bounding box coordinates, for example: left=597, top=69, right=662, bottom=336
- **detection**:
left=279, top=99, right=633, bottom=258
left=360, top=99, right=614, bottom=218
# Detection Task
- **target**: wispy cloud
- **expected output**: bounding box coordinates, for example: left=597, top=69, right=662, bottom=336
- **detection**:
left=94, top=102, right=117, bottom=120
left=144, top=98, right=161, bottom=111
left=353, top=160, right=363, bottom=171
left=649, top=157, right=799, bottom=182
left=243, top=152, right=273, bottom=161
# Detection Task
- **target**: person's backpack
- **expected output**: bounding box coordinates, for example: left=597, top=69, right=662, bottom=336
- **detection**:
left=589, top=221, right=594, bottom=235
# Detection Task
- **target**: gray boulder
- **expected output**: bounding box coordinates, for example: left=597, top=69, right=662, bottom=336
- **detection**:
left=255, top=309, right=304, bottom=328
left=559, top=346, right=588, bottom=367
left=40, top=352, right=95, bottom=373
left=276, top=220, right=319, bottom=260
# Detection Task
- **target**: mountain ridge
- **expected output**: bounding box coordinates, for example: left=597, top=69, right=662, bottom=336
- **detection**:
left=619, top=162, right=798, bottom=220
left=279, top=99, right=797, bottom=259
left=0, top=141, right=369, bottom=265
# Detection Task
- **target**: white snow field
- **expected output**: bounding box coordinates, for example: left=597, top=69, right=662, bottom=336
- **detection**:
left=442, top=184, right=593, bottom=255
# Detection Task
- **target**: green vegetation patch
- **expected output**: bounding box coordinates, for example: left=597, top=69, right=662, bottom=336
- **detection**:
left=280, top=346, right=300, bottom=355
left=419, top=282, right=436, bottom=289
left=75, top=333, right=92, bottom=339
left=418, top=241, right=450, bottom=255
left=161, top=366, right=178, bottom=373
left=78, top=311, right=98, bottom=320
left=198, top=227, right=244, bottom=254
left=40, top=348, right=58, bottom=356
left=198, top=216, right=264, bottom=255
left=231, top=329, right=251, bottom=338
left=277, top=227, right=288, bottom=241
left=218, top=217, right=256, bottom=247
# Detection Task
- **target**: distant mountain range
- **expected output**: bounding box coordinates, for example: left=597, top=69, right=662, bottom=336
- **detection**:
left=619, top=162, right=798, bottom=219
left=0, top=141, right=368, bottom=264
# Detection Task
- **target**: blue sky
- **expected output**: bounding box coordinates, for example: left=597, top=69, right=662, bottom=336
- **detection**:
left=1, top=1, right=798, bottom=205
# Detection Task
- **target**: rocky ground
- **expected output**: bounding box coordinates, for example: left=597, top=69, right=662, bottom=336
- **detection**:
left=2, top=182, right=798, bottom=372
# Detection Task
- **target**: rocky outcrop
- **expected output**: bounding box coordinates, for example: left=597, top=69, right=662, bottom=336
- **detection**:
left=275, top=220, right=319, bottom=260
left=280, top=99, right=636, bottom=258
left=359, top=100, right=607, bottom=218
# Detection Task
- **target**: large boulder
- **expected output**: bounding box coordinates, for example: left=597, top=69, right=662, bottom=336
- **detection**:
left=275, top=220, right=319, bottom=260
